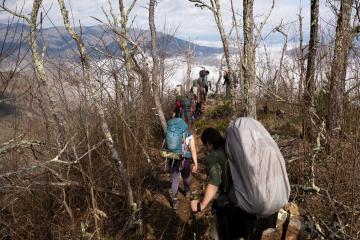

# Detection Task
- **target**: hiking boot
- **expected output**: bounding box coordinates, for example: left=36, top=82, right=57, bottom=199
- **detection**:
left=172, top=198, right=178, bottom=210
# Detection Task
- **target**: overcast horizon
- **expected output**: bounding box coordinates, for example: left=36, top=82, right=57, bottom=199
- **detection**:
left=0, top=0, right=335, bottom=48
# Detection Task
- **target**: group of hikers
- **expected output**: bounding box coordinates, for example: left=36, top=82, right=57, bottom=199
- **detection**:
left=172, top=69, right=210, bottom=126
left=161, top=69, right=291, bottom=239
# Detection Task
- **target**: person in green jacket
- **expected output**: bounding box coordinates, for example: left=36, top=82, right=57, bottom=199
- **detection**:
left=190, top=128, right=232, bottom=239
left=191, top=128, right=278, bottom=240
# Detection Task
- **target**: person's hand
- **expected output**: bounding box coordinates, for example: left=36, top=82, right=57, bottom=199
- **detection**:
left=191, top=200, right=199, bottom=212
left=192, top=163, right=198, bottom=173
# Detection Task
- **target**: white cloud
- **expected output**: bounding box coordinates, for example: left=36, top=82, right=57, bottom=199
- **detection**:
left=193, top=40, right=223, bottom=48
left=0, top=0, right=337, bottom=42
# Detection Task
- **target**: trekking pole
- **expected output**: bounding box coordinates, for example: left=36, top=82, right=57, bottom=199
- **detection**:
left=192, top=213, right=197, bottom=240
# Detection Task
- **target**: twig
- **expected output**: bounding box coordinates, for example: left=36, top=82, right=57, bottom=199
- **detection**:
left=31, top=180, right=125, bottom=197
left=0, top=0, right=30, bottom=23
left=0, top=141, right=68, bottom=178
left=188, top=0, right=215, bottom=12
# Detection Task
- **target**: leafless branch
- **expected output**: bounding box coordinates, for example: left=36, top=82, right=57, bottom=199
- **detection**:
left=254, top=0, right=275, bottom=44
left=188, top=0, right=214, bottom=12
left=0, top=0, right=30, bottom=23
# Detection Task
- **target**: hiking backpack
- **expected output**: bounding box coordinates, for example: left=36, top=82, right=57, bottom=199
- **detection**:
left=225, top=117, right=290, bottom=218
left=166, top=118, right=188, bottom=155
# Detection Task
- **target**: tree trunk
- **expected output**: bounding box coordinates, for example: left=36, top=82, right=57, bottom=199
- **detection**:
left=298, top=8, right=305, bottom=102
left=243, top=0, right=257, bottom=119
left=213, top=0, right=234, bottom=106
left=160, top=55, right=165, bottom=102
left=230, top=0, right=242, bottom=102
left=118, top=0, right=135, bottom=102
left=303, top=0, right=319, bottom=140
left=29, top=0, right=65, bottom=147
left=328, top=0, right=353, bottom=136
left=186, top=48, right=192, bottom=91
left=149, top=0, right=167, bottom=133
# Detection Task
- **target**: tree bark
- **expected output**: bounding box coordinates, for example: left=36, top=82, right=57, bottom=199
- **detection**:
left=149, top=0, right=167, bottom=133
left=298, top=8, right=305, bottom=102
left=328, top=0, right=354, bottom=136
left=243, top=0, right=257, bottom=118
left=303, top=0, right=319, bottom=140
left=185, top=47, right=192, bottom=91
left=118, top=0, right=136, bottom=102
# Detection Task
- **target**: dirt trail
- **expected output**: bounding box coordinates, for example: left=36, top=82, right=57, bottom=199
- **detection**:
left=143, top=100, right=217, bottom=240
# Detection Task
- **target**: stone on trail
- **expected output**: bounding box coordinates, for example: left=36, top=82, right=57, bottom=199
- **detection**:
left=261, top=203, right=311, bottom=240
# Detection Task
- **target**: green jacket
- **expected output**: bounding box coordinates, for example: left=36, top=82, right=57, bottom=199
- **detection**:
left=205, top=148, right=232, bottom=193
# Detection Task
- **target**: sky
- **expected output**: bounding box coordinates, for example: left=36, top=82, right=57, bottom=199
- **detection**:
left=0, top=0, right=335, bottom=47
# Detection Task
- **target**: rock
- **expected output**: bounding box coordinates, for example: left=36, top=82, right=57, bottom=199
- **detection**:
left=261, top=228, right=280, bottom=240
left=262, top=203, right=310, bottom=240
left=145, top=224, right=156, bottom=240
left=285, top=215, right=305, bottom=240
left=284, top=202, right=306, bottom=216
left=277, top=208, right=288, bottom=226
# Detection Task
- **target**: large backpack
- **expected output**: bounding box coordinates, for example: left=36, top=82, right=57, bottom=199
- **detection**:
left=225, top=118, right=290, bottom=218
left=166, top=118, right=188, bottom=155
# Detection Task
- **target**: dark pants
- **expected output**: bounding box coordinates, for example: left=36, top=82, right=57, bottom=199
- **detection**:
left=213, top=198, right=278, bottom=240
left=195, top=102, right=202, bottom=118
left=169, top=158, right=191, bottom=197
left=204, top=85, right=208, bottom=101
left=184, top=110, right=193, bottom=125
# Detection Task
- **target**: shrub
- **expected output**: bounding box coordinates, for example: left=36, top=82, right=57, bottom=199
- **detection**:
left=207, top=102, right=232, bottom=119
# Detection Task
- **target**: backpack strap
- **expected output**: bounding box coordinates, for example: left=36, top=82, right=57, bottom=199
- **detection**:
left=181, top=131, right=186, bottom=156
left=223, top=159, right=231, bottom=193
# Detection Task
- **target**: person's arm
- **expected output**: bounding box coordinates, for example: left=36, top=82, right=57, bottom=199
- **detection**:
left=189, top=136, right=198, bottom=172
left=191, top=184, right=219, bottom=212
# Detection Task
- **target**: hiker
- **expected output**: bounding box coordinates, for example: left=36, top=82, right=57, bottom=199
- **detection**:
left=191, top=119, right=290, bottom=240
left=166, top=109, right=198, bottom=210
left=223, top=71, right=230, bottom=98
left=190, top=128, right=233, bottom=239
left=182, top=91, right=195, bottom=127
left=172, top=95, right=183, bottom=118
left=199, top=69, right=210, bottom=102
left=191, top=79, right=202, bottom=119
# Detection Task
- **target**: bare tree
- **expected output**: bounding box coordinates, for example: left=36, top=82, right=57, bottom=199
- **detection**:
left=298, top=6, right=305, bottom=102
left=149, top=0, right=167, bottom=133
left=188, top=0, right=234, bottom=105
left=114, top=0, right=137, bottom=100
left=0, top=0, right=65, bottom=146
left=327, top=0, right=358, bottom=136
left=243, top=0, right=257, bottom=118
left=57, top=0, right=139, bottom=228
left=303, top=0, right=320, bottom=140
left=185, top=43, right=194, bottom=91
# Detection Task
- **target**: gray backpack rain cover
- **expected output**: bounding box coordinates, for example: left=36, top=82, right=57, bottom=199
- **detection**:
left=225, top=117, right=290, bottom=218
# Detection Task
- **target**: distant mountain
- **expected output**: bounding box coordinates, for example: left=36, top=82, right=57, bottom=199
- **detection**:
left=0, top=23, right=223, bottom=62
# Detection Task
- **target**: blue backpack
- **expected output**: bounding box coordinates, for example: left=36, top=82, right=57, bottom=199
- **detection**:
left=166, top=118, right=189, bottom=155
